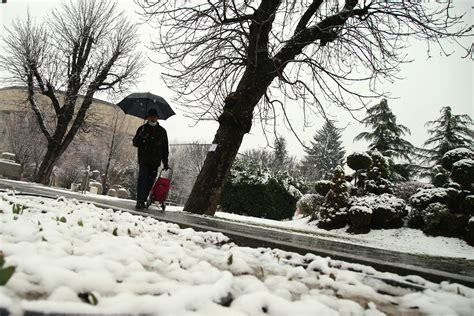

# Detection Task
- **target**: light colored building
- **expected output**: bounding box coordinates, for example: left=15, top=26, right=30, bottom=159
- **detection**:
left=0, top=86, right=143, bottom=153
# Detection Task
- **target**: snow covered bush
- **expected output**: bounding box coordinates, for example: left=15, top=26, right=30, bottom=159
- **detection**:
left=441, top=148, right=474, bottom=171
left=347, top=194, right=407, bottom=230
left=346, top=150, right=394, bottom=195
left=318, top=166, right=350, bottom=229
left=347, top=205, right=372, bottom=234
left=450, top=158, right=474, bottom=190
left=433, top=172, right=450, bottom=188
left=318, top=206, right=348, bottom=229
left=465, top=217, right=474, bottom=246
left=363, top=150, right=393, bottom=195
left=296, top=194, right=325, bottom=218
left=393, top=181, right=432, bottom=202
left=408, top=186, right=472, bottom=238
left=221, top=161, right=303, bottom=220
left=314, top=180, right=332, bottom=196
left=409, top=188, right=454, bottom=211
left=422, top=203, right=469, bottom=238
left=462, top=195, right=474, bottom=214
left=407, top=207, right=424, bottom=229
left=347, top=152, right=372, bottom=171
left=364, top=177, right=393, bottom=195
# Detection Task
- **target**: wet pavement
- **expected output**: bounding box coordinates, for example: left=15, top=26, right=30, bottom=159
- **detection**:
left=1, top=179, right=473, bottom=288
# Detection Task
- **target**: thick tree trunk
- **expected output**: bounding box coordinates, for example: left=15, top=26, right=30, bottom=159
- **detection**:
left=184, top=66, right=275, bottom=215
left=183, top=108, right=249, bottom=215
left=35, top=144, right=60, bottom=185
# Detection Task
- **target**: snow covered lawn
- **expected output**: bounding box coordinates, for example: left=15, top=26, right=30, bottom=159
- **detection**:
left=0, top=192, right=473, bottom=315
left=3, top=179, right=472, bottom=260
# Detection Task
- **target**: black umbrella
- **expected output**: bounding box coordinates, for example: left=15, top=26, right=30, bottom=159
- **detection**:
left=117, top=92, right=175, bottom=120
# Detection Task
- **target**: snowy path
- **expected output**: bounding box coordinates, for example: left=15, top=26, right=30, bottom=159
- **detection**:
left=0, top=193, right=473, bottom=315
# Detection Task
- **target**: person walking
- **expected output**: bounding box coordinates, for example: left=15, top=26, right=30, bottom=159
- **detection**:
left=133, top=108, right=169, bottom=209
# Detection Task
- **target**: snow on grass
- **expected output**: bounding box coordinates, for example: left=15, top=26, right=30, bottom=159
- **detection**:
left=2, top=179, right=472, bottom=261
left=0, top=192, right=473, bottom=315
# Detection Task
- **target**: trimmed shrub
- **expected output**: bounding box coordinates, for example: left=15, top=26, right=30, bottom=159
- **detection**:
left=364, top=177, right=393, bottom=195
left=318, top=206, right=347, bottom=229
left=220, top=162, right=302, bottom=220
left=446, top=181, right=462, bottom=191
left=221, top=178, right=298, bottom=220
left=325, top=166, right=350, bottom=210
left=348, top=194, right=407, bottom=229
left=296, top=194, right=325, bottom=218
left=407, top=207, right=424, bottom=229
left=368, top=150, right=391, bottom=180
left=347, top=152, right=372, bottom=171
left=393, top=181, right=432, bottom=202
left=465, top=217, right=474, bottom=246
left=433, top=173, right=450, bottom=188
left=361, top=150, right=394, bottom=195
left=409, top=188, right=451, bottom=210
left=441, top=148, right=474, bottom=171
left=318, top=166, right=350, bottom=230
left=461, top=195, right=474, bottom=215
left=347, top=206, right=372, bottom=234
left=314, top=180, right=333, bottom=196
left=422, top=203, right=468, bottom=237
left=450, top=159, right=474, bottom=190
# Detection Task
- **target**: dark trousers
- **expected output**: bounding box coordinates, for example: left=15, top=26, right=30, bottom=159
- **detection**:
left=136, top=164, right=158, bottom=204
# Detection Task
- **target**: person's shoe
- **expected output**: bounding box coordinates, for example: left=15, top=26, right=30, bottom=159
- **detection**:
left=135, top=202, right=145, bottom=210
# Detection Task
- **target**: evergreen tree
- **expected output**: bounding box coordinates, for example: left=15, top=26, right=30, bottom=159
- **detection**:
left=270, top=136, right=289, bottom=171
left=318, top=166, right=350, bottom=229
left=302, top=120, right=346, bottom=181
left=354, top=99, right=416, bottom=180
left=423, top=106, right=473, bottom=165
left=354, top=99, right=415, bottom=161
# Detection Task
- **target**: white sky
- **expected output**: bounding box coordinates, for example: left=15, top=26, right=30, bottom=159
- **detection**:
left=0, top=0, right=472, bottom=160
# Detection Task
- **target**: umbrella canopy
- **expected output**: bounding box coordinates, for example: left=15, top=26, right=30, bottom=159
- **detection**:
left=117, top=92, right=175, bottom=120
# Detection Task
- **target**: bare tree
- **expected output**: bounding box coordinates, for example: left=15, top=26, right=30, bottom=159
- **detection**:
left=4, top=110, right=47, bottom=179
left=137, top=0, right=471, bottom=215
left=181, top=142, right=209, bottom=176
left=101, top=109, right=134, bottom=194
left=169, top=142, right=210, bottom=204
left=1, top=0, right=144, bottom=184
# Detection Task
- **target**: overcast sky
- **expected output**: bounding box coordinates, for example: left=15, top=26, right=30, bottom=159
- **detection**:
left=1, top=0, right=472, bottom=160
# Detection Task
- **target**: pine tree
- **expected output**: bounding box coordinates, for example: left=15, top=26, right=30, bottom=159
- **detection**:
left=354, top=99, right=416, bottom=181
left=302, top=120, right=346, bottom=181
left=354, top=99, right=415, bottom=161
left=423, top=106, right=473, bottom=165
left=270, top=136, right=289, bottom=171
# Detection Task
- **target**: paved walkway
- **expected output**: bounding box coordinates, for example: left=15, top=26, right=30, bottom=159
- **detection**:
left=1, top=179, right=473, bottom=288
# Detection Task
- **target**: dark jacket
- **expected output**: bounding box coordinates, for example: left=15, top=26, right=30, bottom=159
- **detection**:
left=133, top=123, right=169, bottom=168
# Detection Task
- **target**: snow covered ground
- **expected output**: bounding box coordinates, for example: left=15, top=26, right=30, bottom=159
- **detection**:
left=214, top=212, right=474, bottom=260
left=1, top=179, right=473, bottom=260
left=1, top=192, right=473, bottom=315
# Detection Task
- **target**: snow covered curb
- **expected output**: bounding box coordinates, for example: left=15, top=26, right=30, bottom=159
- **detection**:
left=0, top=193, right=473, bottom=315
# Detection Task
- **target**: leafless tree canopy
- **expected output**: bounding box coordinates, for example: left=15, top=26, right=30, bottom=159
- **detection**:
left=4, top=111, right=47, bottom=178
left=1, top=0, right=144, bottom=183
left=138, top=0, right=470, bottom=124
